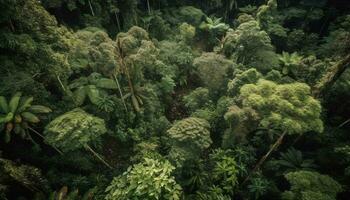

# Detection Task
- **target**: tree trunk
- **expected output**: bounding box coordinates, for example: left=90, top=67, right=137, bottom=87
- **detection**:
left=147, top=0, right=151, bottom=15
left=113, top=74, right=128, bottom=111
left=28, top=126, right=63, bottom=155
left=116, top=41, right=141, bottom=112
left=313, top=54, right=350, bottom=98
left=243, top=131, right=287, bottom=184
left=114, top=11, right=121, bottom=32
left=88, top=0, right=95, bottom=16
left=84, top=144, right=113, bottom=169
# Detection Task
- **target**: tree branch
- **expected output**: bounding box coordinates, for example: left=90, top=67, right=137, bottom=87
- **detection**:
left=313, top=54, right=350, bottom=98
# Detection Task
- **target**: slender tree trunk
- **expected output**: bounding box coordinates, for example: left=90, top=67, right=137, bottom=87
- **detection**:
left=114, top=11, right=121, bottom=32
left=84, top=144, right=113, bottom=169
left=313, top=54, right=350, bottom=98
left=56, top=75, right=66, bottom=92
left=113, top=74, right=128, bottom=111
left=88, top=0, right=95, bottom=16
left=243, top=131, right=287, bottom=184
left=147, top=0, right=151, bottom=15
left=28, top=126, right=64, bottom=155
left=116, top=41, right=141, bottom=112
left=9, top=19, right=15, bottom=32
left=338, top=118, right=350, bottom=128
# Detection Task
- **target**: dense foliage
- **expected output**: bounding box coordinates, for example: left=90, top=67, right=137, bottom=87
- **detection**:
left=1, top=0, right=350, bottom=199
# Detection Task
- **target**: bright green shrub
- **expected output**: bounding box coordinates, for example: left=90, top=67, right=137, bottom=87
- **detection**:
left=239, top=79, right=323, bottom=135
left=282, top=171, right=342, bottom=200
left=105, top=158, right=182, bottom=200
left=227, top=68, right=262, bottom=96
left=167, top=117, right=212, bottom=166
left=44, top=108, right=106, bottom=152
left=179, top=23, right=196, bottom=43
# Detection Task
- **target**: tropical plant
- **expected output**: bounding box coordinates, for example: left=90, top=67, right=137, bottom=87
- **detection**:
left=179, top=23, right=196, bottom=44
left=44, top=108, right=112, bottom=168
left=239, top=79, right=323, bottom=135
left=199, top=16, right=229, bottom=44
left=239, top=80, right=323, bottom=182
left=257, top=0, right=287, bottom=41
left=157, top=40, right=195, bottom=86
left=211, top=155, right=238, bottom=194
left=0, top=92, right=51, bottom=143
left=195, top=185, right=231, bottom=200
left=167, top=117, right=212, bottom=167
left=194, top=52, right=234, bottom=95
left=220, top=19, right=279, bottom=73
left=274, top=148, right=317, bottom=173
left=200, top=17, right=229, bottom=33
left=279, top=52, right=303, bottom=76
left=227, top=68, right=262, bottom=96
left=181, top=159, right=208, bottom=191
left=247, top=177, right=270, bottom=200
left=68, top=73, right=118, bottom=107
left=282, top=171, right=342, bottom=200
left=115, top=26, right=167, bottom=112
left=95, top=96, right=116, bottom=113
left=183, top=87, right=211, bottom=112
left=105, top=158, right=182, bottom=200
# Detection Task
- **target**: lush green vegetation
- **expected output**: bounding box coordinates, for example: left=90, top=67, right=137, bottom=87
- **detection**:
left=1, top=0, right=350, bottom=199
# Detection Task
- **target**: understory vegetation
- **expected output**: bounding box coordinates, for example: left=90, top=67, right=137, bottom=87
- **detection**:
left=1, top=0, right=350, bottom=199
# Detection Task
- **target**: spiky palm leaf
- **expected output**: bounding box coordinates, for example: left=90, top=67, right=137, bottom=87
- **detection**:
left=276, top=148, right=316, bottom=172
left=279, top=52, right=303, bottom=75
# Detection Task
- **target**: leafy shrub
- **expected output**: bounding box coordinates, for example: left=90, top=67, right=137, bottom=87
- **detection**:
left=105, top=158, right=182, bottom=200
left=282, top=171, right=342, bottom=200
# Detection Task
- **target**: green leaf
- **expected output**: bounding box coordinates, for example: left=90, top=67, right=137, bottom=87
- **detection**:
left=0, top=96, right=9, bottom=113
left=21, top=112, right=40, bottom=123
left=73, top=87, right=87, bottom=106
left=0, top=112, right=14, bottom=123
left=9, top=92, right=22, bottom=113
left=96, top=78, right=118, bottom=89
left=28, top=105, right=52, bottom=113
left=17, top=97, right=34, bottom=113
left=87, top=85, right=100, bottom=104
